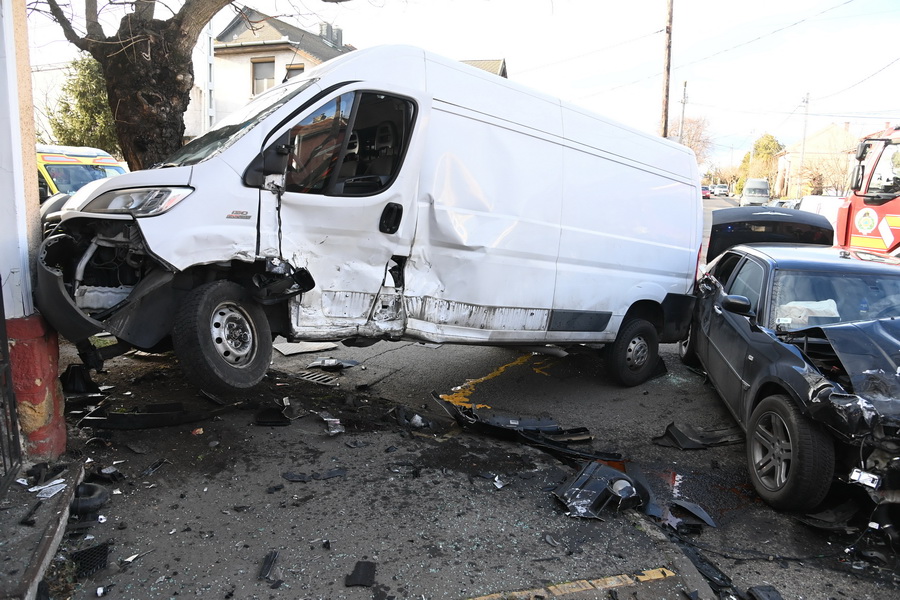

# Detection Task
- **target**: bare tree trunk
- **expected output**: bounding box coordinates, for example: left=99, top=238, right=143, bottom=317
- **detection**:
left=43, top=0, right=234, bottom=170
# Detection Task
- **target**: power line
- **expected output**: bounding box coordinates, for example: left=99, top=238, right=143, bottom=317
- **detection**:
left=812, top=56, right=900, bottom=101
left=516, top=29, right=664, bottom=75
left=675, top=0, right=857, bottom=70
left=586, top=0, right=859, bottom=97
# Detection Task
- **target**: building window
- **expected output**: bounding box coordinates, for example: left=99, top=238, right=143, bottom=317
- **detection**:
left=286, top=64, right=305, bottom=80
left=252, top=58, right=275, bottom=95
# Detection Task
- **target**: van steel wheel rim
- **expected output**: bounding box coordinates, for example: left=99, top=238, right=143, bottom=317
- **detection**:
left=210, top=302, right=256, bottom=365
left=626, top=335, right=649, bottom=369
left=751, top=411, right=792, bottom=491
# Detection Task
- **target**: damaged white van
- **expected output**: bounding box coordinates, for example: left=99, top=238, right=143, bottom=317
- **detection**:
left=36, top=45, right=702, bottom=394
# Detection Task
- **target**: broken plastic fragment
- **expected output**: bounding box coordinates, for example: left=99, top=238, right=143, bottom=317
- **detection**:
left=652, top=422, right=743, bottom=450
left=36, top=483, right=67, bottom=499
left=258, top=550, right=279, bottom=580
left=553, top=462, right=642, bottom=518
left=345, top=560, right=376, bottom=587
left=317, top=411, right=345, bottom=435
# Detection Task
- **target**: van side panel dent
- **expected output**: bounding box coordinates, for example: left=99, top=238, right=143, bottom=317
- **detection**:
left=404, top=102, right=563, bottom=328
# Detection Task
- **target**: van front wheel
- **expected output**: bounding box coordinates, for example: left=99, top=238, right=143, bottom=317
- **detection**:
left=173, top=281, right=272, bottom=394
left=606, top=318, right=658, bottom=387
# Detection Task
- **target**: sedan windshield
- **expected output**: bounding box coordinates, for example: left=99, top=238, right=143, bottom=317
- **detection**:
left=771, top=269, right=900, bottom=330
left=162, top=78, right=318, bottom=167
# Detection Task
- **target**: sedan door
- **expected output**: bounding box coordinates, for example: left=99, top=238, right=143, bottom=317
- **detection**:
left=701, top=256, right=766, bottom=414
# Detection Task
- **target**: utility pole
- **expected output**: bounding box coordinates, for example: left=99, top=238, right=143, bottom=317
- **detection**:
left=797, top=93, right=809, bottom=197
left=659, top=0, right=674, bottom=138
left=678, top=81, right=687, bottom=143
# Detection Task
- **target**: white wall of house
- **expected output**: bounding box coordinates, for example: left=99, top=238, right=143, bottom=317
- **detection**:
left=183, top=24, right=215, bottom=139
left=214, top=43, right=305, bottom=124
left=2, top=0, right=37, bottom=318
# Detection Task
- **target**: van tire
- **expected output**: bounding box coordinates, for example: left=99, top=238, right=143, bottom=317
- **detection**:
left=606, top=318, right=658, bottom=387
left=173, top=281, right=272, bottom=394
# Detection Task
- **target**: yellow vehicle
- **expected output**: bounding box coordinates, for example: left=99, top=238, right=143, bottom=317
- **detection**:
left=37, top=144, right=127, bottom=202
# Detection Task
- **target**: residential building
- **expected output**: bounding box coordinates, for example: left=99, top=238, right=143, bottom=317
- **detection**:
left=213, top=8, right=354, bottom=124
left=774, top=122, right=860, bottom=199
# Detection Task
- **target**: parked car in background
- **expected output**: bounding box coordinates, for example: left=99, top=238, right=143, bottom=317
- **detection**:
left=37, top=144, right=127, bottom=202
left=681, top=210, right=900, bottom=537
left=740, top=178, right=770, bottom=206
left=713, top=184, right=729, bottom=196
left=701, top=186, right=711, bottom=199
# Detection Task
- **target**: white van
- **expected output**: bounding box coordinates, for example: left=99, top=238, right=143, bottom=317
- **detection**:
left=740, top=178, right=770, bottom=206
left=36, top=46, right=702, bottom=393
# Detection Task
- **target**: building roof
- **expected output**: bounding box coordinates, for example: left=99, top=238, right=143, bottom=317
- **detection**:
left=215, top=8, right=353, bottom=62
left=462, top=59, right=508, bottom=78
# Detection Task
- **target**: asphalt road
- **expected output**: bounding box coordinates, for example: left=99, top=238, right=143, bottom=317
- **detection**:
left=32, top=195, right=898, bottom=599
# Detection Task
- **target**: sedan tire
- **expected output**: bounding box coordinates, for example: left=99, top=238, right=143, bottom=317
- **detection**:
left=173, top=281, right=273, bottom=394
left=747, top=394, right=834, bottom=511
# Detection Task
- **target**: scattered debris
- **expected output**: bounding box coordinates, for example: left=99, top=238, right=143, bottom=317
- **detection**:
left=435, top=393, right=622, bottom=465
left=70, top=483, right=110, bottom=516
left=258, top=550, right=279, bottom=580
left=71, top=541, right=113, bottom=578
left=345, top=560, right=376, bottom=587
left=18, top=501, right=43, bottom=526
left=553, top=462, right=642, bottom=518
left=390, top=405, right=431, bottom=429
left=273, top=340, right=337, bottom=356
left=277, top=397, right=304, bottom=420
left=308, top=357, right=360, bottom=371
left=59, top=364, right=102, bottom=396
left=140, top=458, right=170, bottom=477
left=78, top=401, right=243, bottom=429
left=282, top=472, right=312, bottom=483
left=316, top=411, right=345, bottom=436
left=255, top=406, right=291, bottom=427
left=652, top=422, right=743, bottom=450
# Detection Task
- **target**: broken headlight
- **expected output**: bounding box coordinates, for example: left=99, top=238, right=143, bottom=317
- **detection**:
left=82, top=187, right=194, bottom=216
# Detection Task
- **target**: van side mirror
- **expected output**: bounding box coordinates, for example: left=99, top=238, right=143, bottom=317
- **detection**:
left=856, top=142, right=869, bottom=162
left=243, top=132, right=293, bottom=188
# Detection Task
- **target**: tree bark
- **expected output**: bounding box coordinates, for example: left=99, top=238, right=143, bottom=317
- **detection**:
left=45, top=0, right=233, bottom=170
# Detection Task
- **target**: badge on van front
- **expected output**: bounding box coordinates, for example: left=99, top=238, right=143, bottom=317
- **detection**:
left=226, top=211, right=252, bottom=220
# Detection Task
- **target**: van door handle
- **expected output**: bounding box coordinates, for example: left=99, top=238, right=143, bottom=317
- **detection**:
left=379, top=202, right=403, bottom=234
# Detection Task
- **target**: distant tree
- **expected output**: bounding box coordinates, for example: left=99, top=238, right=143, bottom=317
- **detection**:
left=669, top=117, right=712, bottom=164
left=748, top=133, right=783, bottom=185
left=48, top=54, right=121, bottom=156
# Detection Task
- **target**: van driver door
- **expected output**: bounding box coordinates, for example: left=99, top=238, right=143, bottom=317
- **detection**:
left=257, top=86, right=428, bottom=339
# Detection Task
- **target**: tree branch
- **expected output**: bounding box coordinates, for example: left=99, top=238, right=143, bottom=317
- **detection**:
left=175, top=0, right=235, bottom=51
left=84, top=0, right=103, bottom=38
left=45, top=0, right=92, bottom=52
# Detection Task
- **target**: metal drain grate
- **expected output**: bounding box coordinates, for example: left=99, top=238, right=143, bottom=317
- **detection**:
left=294, top=370, right=339, bottom=387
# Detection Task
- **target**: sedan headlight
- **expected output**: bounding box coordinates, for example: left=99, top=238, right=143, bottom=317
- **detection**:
left=83, top=187, right=194, bottom=216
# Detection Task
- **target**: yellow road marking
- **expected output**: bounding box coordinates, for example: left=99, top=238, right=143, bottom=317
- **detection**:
left=466, top=567, right=676, bottom=599
left=439, top=354, right=533, bottom=408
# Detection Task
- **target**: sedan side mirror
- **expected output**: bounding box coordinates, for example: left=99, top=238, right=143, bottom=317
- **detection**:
left=722, top=294, right=753, bottom=316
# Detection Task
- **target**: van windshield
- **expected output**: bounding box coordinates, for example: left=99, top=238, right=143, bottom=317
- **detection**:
left=163, top=78, right=319, bottom=167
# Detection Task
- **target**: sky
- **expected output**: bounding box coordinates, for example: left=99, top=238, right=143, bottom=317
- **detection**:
left=27, top=0, right=900, bottom=170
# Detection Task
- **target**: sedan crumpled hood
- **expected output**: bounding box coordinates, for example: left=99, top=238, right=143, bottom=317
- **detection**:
left=797, top=319, right=900, bottom=434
